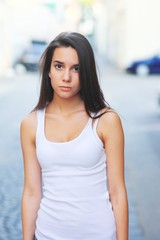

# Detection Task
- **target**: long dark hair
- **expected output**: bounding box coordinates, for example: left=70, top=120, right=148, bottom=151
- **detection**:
left=34, top=32, right=110, bottom=117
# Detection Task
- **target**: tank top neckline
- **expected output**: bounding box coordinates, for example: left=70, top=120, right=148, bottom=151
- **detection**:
left=42, top=107, right=93, bottom=145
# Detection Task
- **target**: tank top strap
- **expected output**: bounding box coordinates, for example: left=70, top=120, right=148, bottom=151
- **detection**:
left=91, top=111, right=101, bottom=132
left=93, top=117, right=100, bottom=132
left=37, top=108, right=44, bottom=125
left=36, top=108, right=45, bottom=137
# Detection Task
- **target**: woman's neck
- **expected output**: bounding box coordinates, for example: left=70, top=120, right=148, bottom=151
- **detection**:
left=47, top=95, right=85, bottom=116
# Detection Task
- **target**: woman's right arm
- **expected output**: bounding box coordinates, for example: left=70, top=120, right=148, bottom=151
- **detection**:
left=20, top=112, right=42, bottom=240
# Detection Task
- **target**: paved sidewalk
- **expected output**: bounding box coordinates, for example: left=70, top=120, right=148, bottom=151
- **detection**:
left=127, top=180, right=144, bottom=240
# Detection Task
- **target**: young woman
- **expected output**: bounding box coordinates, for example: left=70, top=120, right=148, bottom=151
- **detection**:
left=20, top=32, right=128, bottom=240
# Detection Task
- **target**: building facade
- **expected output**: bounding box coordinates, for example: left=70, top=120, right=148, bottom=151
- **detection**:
left=104, top=0, right=160, bottom=68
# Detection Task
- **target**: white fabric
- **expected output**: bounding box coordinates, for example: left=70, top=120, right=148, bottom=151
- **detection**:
left=35, top=108, right=116, bottom=240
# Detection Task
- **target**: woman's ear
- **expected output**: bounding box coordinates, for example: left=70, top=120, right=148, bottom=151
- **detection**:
left=48, top=72, right=51, bottom=78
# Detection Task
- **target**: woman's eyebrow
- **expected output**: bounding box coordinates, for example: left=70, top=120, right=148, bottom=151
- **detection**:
left=53, top=60, right=63, bottom=64
left=53, top=61, right=79, bottom=66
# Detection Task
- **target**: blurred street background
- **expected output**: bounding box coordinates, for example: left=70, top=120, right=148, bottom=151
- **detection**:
left=0, top=0, right=160, bottom=239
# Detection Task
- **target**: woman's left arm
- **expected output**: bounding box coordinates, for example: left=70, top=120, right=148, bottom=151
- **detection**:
left=100, top=111, right=128, bottom=240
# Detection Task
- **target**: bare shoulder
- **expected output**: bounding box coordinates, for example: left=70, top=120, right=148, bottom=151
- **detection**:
left=20, top=111, right=37, bottom=137
left=100, top=109, right=122, bottom=127
left=99, top=109, right=124, bottom=139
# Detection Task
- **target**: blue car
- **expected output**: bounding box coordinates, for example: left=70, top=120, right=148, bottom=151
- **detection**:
left=126, top=55, right=160, bottom=76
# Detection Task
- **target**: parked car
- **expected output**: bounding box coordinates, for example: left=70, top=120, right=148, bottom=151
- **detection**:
left=126, top=54, right=160, bottom=76
left=13, top=40, right=48, bottom=73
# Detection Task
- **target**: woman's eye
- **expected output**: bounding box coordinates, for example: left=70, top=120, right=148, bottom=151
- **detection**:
left=73, top=65, right=79, bottom=72
left=55, top=64, right=62, bottom=69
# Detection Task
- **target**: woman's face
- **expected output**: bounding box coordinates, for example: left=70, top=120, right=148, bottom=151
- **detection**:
left=49, top=46, right=81, bottom=100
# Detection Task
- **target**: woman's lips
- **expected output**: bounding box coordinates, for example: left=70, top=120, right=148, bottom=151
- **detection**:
left=59, top=86, right=71, bottom=91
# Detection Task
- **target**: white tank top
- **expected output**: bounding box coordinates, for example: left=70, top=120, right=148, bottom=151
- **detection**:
left=35, top=108, right=116, bottom=240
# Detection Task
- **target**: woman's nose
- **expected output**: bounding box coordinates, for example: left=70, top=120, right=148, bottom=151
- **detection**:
left=63, top=69, right=71, bottom=82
